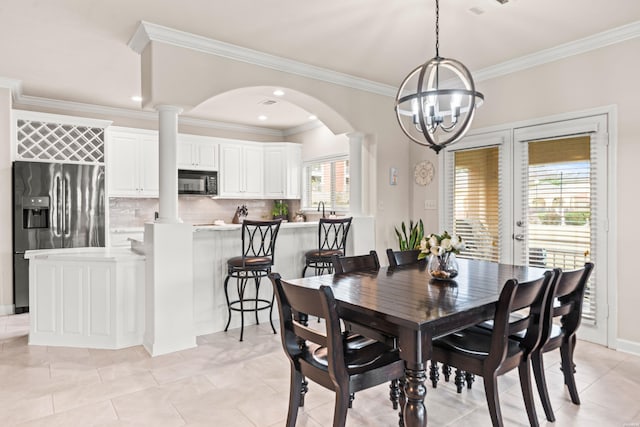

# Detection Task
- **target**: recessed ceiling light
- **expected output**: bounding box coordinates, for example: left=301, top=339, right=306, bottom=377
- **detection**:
left=258, top=115, right=268, bottom=121
left=308, top=115, right=318, bottom=121
left=131, top=95, right=142, bottom=102
left=273, top=89, right=285, bottom=97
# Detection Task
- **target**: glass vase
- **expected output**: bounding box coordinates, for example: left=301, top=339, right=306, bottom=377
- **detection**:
left=428, top=252, right=459, bottom=280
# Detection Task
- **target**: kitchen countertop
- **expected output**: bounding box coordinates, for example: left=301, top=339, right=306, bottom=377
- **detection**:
left=110, top=227, right=145, bottom=233
left=192, top=221, right=318, bottom=232
left=25, top=247, right=145, bottom=261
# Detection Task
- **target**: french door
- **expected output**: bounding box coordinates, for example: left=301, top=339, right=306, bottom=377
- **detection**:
left=441, top=114, right=610, bottom=345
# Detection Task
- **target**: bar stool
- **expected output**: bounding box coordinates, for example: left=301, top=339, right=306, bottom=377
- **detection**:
left=301, top=217, right=352, bottom=277
left=223, top=219, right=282, bottom=341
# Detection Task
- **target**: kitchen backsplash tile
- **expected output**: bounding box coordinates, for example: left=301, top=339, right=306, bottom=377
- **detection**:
left=109, top=197, right=300, bottom=229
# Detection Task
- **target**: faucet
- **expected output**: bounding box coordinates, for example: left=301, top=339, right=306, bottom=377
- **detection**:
left=317, top=201, right=326, bottom=218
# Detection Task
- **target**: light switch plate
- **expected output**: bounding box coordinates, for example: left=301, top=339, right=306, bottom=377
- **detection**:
left=424, top=199, right=437, bottom=210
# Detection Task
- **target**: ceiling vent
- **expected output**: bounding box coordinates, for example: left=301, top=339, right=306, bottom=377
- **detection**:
left=259, top=99, right=277, bottom=106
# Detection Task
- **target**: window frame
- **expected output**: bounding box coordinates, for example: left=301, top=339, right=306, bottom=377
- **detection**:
left=302, top=154, right=350, bottom=213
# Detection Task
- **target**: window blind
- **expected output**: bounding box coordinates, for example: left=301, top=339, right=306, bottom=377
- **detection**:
left=451, top=146, right=501, bottom=262
left=523, top=136, right=597, bottom=324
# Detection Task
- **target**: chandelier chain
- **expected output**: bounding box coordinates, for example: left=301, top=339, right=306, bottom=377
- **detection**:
left=435, top=0, right=440, bottom=57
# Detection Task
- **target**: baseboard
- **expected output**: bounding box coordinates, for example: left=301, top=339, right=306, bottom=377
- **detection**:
left=616, top=338, right=640, bottom=357
left=0, top=305, right=15, bottom=316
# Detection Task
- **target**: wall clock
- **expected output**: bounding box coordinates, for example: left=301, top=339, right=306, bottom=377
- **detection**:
left=414, top=160, right=435, bottom=186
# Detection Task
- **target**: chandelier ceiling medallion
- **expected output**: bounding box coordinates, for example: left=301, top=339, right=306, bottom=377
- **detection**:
left=394, top=0, right=484, bottom=154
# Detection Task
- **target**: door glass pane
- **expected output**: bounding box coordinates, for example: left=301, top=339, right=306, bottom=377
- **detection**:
left=526, top=136, right=596, bottom=322
left=453, top=147, right=500, bottom=262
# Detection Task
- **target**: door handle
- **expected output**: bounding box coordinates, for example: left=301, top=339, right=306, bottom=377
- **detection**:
left=55, top=176, right=62, bottom=236
left=513, top=233, right=525, bottom=241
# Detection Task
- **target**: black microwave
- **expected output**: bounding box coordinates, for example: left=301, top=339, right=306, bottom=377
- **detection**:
left=178, top=169, right=218, bottom=196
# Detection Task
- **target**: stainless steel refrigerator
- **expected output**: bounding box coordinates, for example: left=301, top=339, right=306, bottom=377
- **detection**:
left=12, top=161, right=105, bottom=313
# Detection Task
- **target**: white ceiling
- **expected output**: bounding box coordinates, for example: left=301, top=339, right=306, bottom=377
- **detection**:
left=1, top=0, right=639, bottom=130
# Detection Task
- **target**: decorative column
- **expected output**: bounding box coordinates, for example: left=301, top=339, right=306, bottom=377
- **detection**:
left=143, top=104, right=195, bottom=356
left=346, top=132, right=375, bottom=256
left=347, top=132, right=364, bottom=216
left=156, top=105, right=183, bottom=223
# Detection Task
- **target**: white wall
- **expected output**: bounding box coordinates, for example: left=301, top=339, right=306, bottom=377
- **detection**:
left=0, top=106, right=78, bottom=310
left=0, top=89, right=11, bottom=314
left=287, top=124, right=348, bottom=162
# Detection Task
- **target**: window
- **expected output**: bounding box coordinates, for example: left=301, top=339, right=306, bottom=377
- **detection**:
left=450, top=146, right=501, bottom=262
left=303, top=156, right=349, bottom=212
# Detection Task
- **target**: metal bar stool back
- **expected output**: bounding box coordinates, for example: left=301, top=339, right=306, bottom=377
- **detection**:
left=223, top=219, right=282, bottom=341
left=302, top=217, right=352, bottom=277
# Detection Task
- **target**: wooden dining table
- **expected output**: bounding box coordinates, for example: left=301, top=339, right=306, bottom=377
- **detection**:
left=284, top=258, right=547, bottom=427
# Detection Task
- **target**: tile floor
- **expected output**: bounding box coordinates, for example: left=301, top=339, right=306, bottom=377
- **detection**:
left=1, top=313, right=640, bottom=426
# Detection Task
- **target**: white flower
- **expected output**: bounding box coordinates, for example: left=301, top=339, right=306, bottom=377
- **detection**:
left=430, top=246, right=440, bottom=256
left=441, top=238, right=452, bottom=251
left=453, top=239, right=465, bottom=252
left=428, top=235, right=439, bottom=248
left=420, top=237, right=428, bottom=252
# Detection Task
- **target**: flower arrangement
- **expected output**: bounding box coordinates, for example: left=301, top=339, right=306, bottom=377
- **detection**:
left=418, top=231, right=465, bottom=259
left=418, top=231, right=465, bottom=279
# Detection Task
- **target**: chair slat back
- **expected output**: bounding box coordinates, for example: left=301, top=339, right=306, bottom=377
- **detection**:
left=269, top=273, right=347, bottom=373
left=318, top=217, right=352, bottom=252
left=242, top=219, right=282, bottom=259
left=332, top=250, right=380, bottom=274
left=386, top=249, right=422, bottom=267
left=489, top=270, right=556, bottom=365
left=541, top=262, right=594, bottom=344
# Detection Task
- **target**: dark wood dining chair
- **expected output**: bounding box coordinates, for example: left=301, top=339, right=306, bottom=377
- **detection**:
left=268, top=273, right=405, bottom=427
left=386, top=248, right=422, bottom=267
left=528, top=262, right=594, bottom=422
left=331, top=250, right=402, bottom=411
left=431, top=270, right=557, bottom=427
left=223, top=219, right=281, bottom=341
left=302, top=217, right=352, bottom=277
left=331, top=250, right=380, bottom=274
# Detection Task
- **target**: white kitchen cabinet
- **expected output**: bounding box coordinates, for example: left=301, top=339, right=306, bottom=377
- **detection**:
left=107, top=128, right=159, bottom=197
left=177, top=134, right=218, bottom=171
left=219, top=142, right=264, bottom=198
left=263, top=143, right=302, bottom=199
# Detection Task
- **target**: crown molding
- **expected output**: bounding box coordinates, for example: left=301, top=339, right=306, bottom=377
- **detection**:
left=179, top=116, right=284, bottom=137
left=282, top=119, right=324, bottom=137
left=128, top=21, right=397, bottom=98
left=474, top=20, right=640, bottom=82
left=0, top=77, right=22, bottom=96
left=13, top=94, right=286, bottom=137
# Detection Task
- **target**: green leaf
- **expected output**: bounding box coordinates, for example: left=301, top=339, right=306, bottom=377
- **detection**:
left=395, top=227, right=406, bottom=251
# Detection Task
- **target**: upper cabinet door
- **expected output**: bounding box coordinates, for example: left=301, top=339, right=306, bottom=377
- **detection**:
left=177, top=135, right=219, bottom=171
left=138, top=135, right=159, bottom=197
left=285, top=144, right=302, bottom=199
left=195, top=142, right=218, bottom=170
left=106, top=129, right=158, bottom=198
left=263, top=146, right=286, bottom=198
left=219, top=143, right=243, bottom=196
left=107, top=133, right=139, bottom=197
left=243, top=144, right=264, bottom=197
left=177, top=143, right=194, bottom=169
left=219, top=142, right=264, bottom=198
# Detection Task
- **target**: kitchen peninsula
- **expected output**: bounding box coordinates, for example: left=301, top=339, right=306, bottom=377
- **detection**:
left=25, top=218, right=374, bottom=350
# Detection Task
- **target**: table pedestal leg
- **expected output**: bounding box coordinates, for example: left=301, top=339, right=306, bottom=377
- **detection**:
left=403, top=363, right=427, bottom=426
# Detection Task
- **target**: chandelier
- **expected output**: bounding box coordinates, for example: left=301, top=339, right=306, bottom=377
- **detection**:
left=394, top=0, right=484, bottom=154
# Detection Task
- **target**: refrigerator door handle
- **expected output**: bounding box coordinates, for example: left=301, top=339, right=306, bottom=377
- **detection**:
left=63, top=177, right=71, bottom=236
left=55, top=176, right=62, bottom=237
